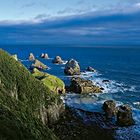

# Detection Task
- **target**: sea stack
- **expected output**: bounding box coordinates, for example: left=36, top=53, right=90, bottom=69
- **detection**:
left=52, top=56, right=63, bottom=64
left=29, top=53, right=35, bottom=61
left=64, top=59, right=80, bottom=75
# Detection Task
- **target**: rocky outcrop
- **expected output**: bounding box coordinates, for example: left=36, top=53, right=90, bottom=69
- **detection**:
left=86, top=66, right=96, bottom=72
left=41, top=53, right=49, bottom=59
left=69, top=77, right=102, bottom=94
left=117, top=105, right=135, bottom=126
left=52, top=56, right=63, bottom=64
left=64, top=59, right=80, bottom=75
left=32, top=68, right=65, bottom=94
left=31, top=59, right=48, bottom=70
left=29, top=53, right=35, bottom=61
left=102, top=80, right=110, bottom=83
left=102, top=100, right=117, bottom=119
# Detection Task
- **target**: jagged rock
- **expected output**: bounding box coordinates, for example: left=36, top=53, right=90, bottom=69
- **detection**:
left=52, top=56, right=63, bottom=64
left=32, top=68, right=65, bottom=94
left=64, top=59, right=80, bottom=75
left=102, top=100, right=117, bottom=119
left=29, top=53, right=35, bottom=61
left=41, top=53, right=49, bottom=59
left=69, top=77, right=102, bottom=94
left=86, top=66, right=96, bottom=72
left=31, top=59, right=48, bottom=70
left=117, top=105, right=135, bottom=126
left=11, top=54, right=18, bottom=61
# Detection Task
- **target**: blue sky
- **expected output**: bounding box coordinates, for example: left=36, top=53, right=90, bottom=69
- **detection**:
left=0, top=0, right=140, bottom=45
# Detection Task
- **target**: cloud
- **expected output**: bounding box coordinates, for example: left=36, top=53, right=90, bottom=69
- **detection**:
left=0, top=5, right=140, bottom=45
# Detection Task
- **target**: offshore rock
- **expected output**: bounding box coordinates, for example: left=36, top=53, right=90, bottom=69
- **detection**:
left=31, top=59, right=48, bottom=70
left=64, top=59, right=80, bottom=75
left=41, top=53, right=49, bottom=59
left=29, top=53, right=35, bottom=61
left=117, top=105, right=135, bottom=126
left=86, top=66, right=96, bottom=72
left=52, top=56, right=63, bottom=64
left=69, top=77, right=102, bottom=94
left=102, top=100, right=117, bottom=119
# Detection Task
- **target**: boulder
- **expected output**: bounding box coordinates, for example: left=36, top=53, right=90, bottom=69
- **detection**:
left=11, top=54, right=18, bottom=61
left=31, top=59, right=48, bottom=70
left=52, top=56, right=63, bottom=64
left=32, top=68, right=65, bottom=94
left=117, top=105, right=135, bottom=126
left=86, top=66, right=96, bottom=72
left=69, top=77, right=102, bottom=94
left=64, top=59, right=80, bottom=75
left=41, top=53, right=49, bottom=59
left=102, top=100, right=117, bottom=119
left=29, top=53, right=35, bottom=61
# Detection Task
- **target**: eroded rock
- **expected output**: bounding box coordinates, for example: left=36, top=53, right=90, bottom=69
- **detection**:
left=102, top=100, right=117, bottom=119
left=41, top=53, right=49, bottom=59
left=86, top=66, right=96, bottom=72
left=69, top=77, right=102, bottom=94
left=29, top=53, right=35, bottom=61
left=64, top=59, right=80, bottom=75
left=117, top=105, right=135, bottom=126
left=52, top=56, right=63, bottom=64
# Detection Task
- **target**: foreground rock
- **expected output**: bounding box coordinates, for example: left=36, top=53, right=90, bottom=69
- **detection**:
left=102, top=100, right=117, bottom=119
left=41, top=53, right=49, bottom=59
left=64, top=59, right=80, bottom=75
left=117, top=105, right=135, bottom=126
left=69, top=77, right=102, bottom=94
left=29, top=53, right=35, bottom=61
left=86, top=66, right=96, bottom=72
left=52, top=56, right=63, bottom=64
left=32, top=68, right=65, bottom=94
left=31, top=59, right=48, bottom=70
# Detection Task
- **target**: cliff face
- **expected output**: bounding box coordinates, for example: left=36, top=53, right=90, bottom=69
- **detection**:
left=0, top=49, right=63, bottom=140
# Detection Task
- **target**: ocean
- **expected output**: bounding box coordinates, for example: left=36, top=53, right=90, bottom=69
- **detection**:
left=1, top=45, right=140, bottom=139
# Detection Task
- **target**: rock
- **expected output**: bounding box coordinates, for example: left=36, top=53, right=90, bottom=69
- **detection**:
left=64, top=59, right=80, bottom=75
left=117, top=105, right=135, bottom=126
left=29, top=53, right=35, bottom=61
left=69, top=77, right=102, bottom=94
left=11, top=54, right=18, bottom=61
left=102, top=100, right=117, bottom=119
left=86, top=66, right=96, bottom=72
left=41, top=53, right=49, bottom=59
left=32, top=68, right=65, bottom=94
left=102, top=80, right=110, bottom=83
left=52, top=56, right=63, bottom=64
left=31, top=59, right=48, bottom=70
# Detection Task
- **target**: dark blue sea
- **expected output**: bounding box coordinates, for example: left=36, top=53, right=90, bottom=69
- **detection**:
left=1, top=45, right=140, bottom=139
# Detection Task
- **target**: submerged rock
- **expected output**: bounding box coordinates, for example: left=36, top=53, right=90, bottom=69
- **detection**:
left=69, top=77, right=102, bottom=94
left=64, top=59, right=80, bottom=75
left=52, top=56, right=63, bottom=64
left=41, top=53, right=49, bottom=59
left=102, top=100, right=117, bottom=119
left=31, top=59, right=48, bottom=70
left=86, top=66, right=96, bottom=72
left=102, top=80, right=110, bottom=83
left=117, top=105, right=135, bottom=126
left=32, top=68, right=65, bottom=94
left=11, top=54, right=18, bottom=61
left=29, top=53, right=35, bottom=61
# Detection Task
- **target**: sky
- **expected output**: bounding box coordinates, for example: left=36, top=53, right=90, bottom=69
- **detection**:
left=0, top=0, right=140, bottom=45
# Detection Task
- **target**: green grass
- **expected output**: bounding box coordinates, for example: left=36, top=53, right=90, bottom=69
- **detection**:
left=32, top=68, right=65, bottom=94
left=0, top=49, right=59, bottom=140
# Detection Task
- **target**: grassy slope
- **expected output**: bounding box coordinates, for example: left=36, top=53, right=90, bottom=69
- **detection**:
left=32, top=68, right=65, bottom=94
left=0, top=49, right=59, bottom=140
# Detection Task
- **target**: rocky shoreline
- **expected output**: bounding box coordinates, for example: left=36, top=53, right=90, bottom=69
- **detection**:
left=0, top=49, right=136, bottom=140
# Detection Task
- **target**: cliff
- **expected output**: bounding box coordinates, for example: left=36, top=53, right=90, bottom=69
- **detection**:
left=0, top=49, right=63, bottom=140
